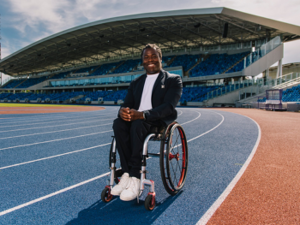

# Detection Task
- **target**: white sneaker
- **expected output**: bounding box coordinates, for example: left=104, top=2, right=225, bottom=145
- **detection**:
left=120, top=177, right=141, bottom=201
left=111, top=173, right=131, bottom=196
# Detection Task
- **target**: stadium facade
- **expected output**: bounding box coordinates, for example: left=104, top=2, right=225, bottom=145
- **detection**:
left=0, top=7, right=300, bottom=107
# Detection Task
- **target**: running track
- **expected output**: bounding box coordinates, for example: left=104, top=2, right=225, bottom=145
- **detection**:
left=0, top=106, right=261, bottom=224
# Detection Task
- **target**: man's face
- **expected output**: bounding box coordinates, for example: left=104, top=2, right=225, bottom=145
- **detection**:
left=142, top=48, right=162, bottom=74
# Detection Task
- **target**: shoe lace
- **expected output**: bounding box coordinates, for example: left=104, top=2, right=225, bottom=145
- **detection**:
left=119, top=174, right=129, bottom=188
left=128, top=178, right=141, bottom=203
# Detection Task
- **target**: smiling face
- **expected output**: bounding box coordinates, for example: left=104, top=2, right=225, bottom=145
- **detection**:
left=142, top=47, right=162, bottom=75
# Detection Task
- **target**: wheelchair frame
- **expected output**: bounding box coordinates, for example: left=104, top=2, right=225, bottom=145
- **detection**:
left=101, top=121, right=188, bottom=211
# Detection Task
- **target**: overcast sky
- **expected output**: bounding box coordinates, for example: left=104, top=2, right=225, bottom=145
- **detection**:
left=0, top=0, right=300, bottom=76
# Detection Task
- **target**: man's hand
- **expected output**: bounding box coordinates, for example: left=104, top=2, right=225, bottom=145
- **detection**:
left=119, top=107, right=131, bottom=121
left=119, top=107, right=144, bottom=121
left=128, top=109, right=144, bottom=121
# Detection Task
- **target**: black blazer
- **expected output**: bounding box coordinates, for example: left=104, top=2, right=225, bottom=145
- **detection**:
left=120, top=69, right=183, bottom=125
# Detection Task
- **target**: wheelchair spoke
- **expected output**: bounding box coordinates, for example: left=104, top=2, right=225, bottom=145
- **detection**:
left=170, top=159, right=178, bottom=185
left=160, top=124, right=188, bottom=195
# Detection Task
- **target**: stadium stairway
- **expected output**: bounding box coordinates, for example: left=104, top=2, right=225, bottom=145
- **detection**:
left=88, top=65, right=102, bottom=76
left=194, top=81, right=256, bottom=107
left=185, top=54, right=208, bottom=76
left=47, top=73, right=57, bottom=79
left=12, top=79, right=27, bottom=88
left=108, top=61, right=126, bottom=74
left=166, top=55, right=178, bottom=66
left=65, top=94, right=86, bottom=103
left=222, top=52, right=251, bottom=74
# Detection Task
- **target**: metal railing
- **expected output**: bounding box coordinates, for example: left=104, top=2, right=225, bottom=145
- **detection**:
left=271, top=72, right=300, bottom=89
left=237, top=73, right=300, bottom=104
left=205, top=72, right=300, bottom=102
left=243, top=36, right=281, bottom=69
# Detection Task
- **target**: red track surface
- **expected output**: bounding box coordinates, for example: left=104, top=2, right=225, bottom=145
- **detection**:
left=208, top=109, right=300, bottom=225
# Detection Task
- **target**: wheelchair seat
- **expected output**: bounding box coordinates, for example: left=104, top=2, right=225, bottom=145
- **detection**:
left=148, top=121, right=177, bottom=140
left=149, top=125, right=165, bottom=134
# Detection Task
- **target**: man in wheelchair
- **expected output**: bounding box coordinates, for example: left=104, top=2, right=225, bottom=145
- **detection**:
left=111, top=43, right=183, bottom=201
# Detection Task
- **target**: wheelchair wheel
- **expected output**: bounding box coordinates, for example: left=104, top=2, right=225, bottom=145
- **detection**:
left=160, top=124, right=188, bottom=195
left=144, top=193, right=156, bottom=211
left=109, top=138, right=122, bottom=184
left=101, top=186, right=113, bottom=202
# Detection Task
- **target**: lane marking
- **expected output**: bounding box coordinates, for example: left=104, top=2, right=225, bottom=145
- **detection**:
left=196, top=113, right=261, bottom=225
left=0, top=114, right=111, bottom=129
left=0, top=118, right=114, bottom=133
left=0, top=113, right=105, bottom=126
left=0, top=130, right=112, bottom=151
left=177, top=110, right=183, bottom=116
left=0, top=108, right=224, bottom=216
left=0, top=109, right=200, bottom=168
left=0, top=123, right=112, bottom=140
left=0, top=143, right=110, bottom=170
left=181, top=111, right=201, bottom=125
left=172, top=111, right=223, bottom=149
left=0, top=172, right=110, bottom=217
left=187, top=112, right=224, bottom=143
left=0, top=108, right=111, bottom=125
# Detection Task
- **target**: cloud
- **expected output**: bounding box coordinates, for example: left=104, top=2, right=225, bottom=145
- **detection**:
left=1, top=35, right=31, bottom=59
left=1, top=0, right=300, bottom=65
left=7, top=0, right=75, bottom=34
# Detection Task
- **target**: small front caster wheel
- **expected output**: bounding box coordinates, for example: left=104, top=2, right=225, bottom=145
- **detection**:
left=144, top=193, right=156, bottom=211
left=101, top=186, right=113, bottom=203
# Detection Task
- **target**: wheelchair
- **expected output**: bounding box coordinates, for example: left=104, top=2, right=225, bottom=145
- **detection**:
left=101, top=121, right=188, bottom=211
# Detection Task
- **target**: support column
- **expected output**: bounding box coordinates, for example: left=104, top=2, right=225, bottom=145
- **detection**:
left=266, top=68, right=269, bottom=78
left=276, top=59, right=283, bottom=78
left=240, top=77, right=243, bottom=89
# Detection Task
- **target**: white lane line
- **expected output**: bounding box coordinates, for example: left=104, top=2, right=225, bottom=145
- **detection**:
left=0, top=108, right=111, bottom=125
left=0, top=109, right=201, bottom=168
left=0, top=118, right=114, bottom=133
left=0, top=143, right=110, bottom=170
left=0, top=115, right=110, bottom=129
left=172, top=111, right=223, bottom=148
left=0, top=108, right=224, bottom=217
left=177, top=110, right=183, bottom=116
left=196, top=114, right=261, bottom=225
left=0, top=123, right=112, bottom=140
left=0, top=108, right=201, bottom=167
left=0, top=172, right=110, bottom=217
left=187, top=112, right=224, bottom=143
left=181, top=111, right=201, bottom=125
left=0, top=130, right=112, bottom=151
left=0, top=114, right=104, bottom=126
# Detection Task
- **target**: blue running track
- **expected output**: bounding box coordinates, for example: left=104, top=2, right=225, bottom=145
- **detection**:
left=0, top=106, right=259, bottom=225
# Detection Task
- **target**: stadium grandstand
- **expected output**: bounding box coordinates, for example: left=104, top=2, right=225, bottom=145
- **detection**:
left=0, top=7, right=300, bottom=109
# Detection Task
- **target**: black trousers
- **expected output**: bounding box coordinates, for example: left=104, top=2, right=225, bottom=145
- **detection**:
left=113, top=118, right=162, bottom=178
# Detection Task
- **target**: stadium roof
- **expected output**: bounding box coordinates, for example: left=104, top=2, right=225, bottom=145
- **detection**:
left=1, top=7, right=300, bottom=76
